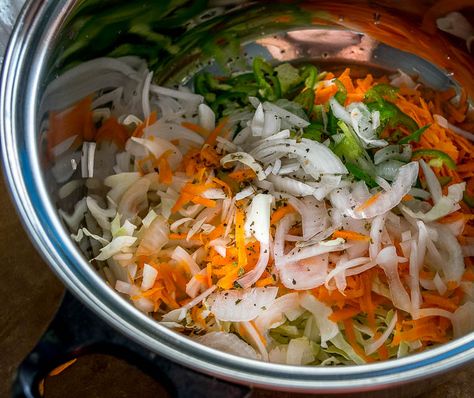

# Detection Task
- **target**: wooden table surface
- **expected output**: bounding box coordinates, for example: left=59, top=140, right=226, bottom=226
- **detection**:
left=0, top=172, right=473, bottom=398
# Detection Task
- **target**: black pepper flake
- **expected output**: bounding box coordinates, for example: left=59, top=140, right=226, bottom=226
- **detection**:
left=292, top=278, right=296, bottom=285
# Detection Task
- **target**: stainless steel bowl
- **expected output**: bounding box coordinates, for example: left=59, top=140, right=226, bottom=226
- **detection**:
left=2, top=0, right=473, bottom=395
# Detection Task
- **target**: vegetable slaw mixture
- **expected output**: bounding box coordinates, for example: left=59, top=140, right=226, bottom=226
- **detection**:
left=49, top=56, right=474, bottom=365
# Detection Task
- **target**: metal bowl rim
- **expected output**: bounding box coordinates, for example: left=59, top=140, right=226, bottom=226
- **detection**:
left=1, top=0, right=473, bottom=392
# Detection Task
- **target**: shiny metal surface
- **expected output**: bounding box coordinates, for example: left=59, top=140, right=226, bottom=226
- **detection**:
left=1, top=0, right=473, bottom=393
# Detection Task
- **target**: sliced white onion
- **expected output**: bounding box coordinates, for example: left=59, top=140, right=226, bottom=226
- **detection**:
left=239, top=321, right=269, bottom=361
left=220, top=152, right=266, bottom=181
left=199, top=103, right=216, bottom=131
left=434, top=273, right=448, bottom=295
left=86, top=196, right=116, bottom=230
left=389, top=69, right=416, bottom=88
left=150, top=84, right=204, bottom=103
left=251, top=103, right=265, bottom=136
left=277, top=238, right=347, bottom=266
left=141, top=263, right=158, bottom=291
left=452, top=302, right=474, bottom=338
left=279, top=254, right=329, bottom=290
left=144, top=121, right=205, bottom=146
left=300, top=293, right=339, bottom=348
left=117, top=178, right=151, bottom=221
left=171, top=246, right=201, bottom=275
left=365, top=313, right=398, bottom=355
left=237, top=242, right=271, bottom=288
left=329, top=97, right=351, bottom=125
left=254, top=293, right=301, bottom=334
left=266, top=174, right=315, bottom=197
left=262, top=101, right=310, bottom=128
left=376, top=246, right=411, bottom=312
left=194, top=332, right=258, bottom=359
left=374, top=145, right=412, bottom=165
left=131, top=136, right=182, bottom=169
left=244, top=194, right=273, bottom=244
left=170, top=217, right=193, bottom=232
left=95, top=236, right=137, bottom=261
left=135, top=215, right=169, bottom=257
left=351, top=161, right=418, bottom=219
left=105, top=172, right=141, bottom=204
left=235, top=185, right=256, bottom=201
left=400, top=182, right=465, bottom=222
left=419, top=160, right=442, bottom=204
left=207, top=287, right=278, bottom=322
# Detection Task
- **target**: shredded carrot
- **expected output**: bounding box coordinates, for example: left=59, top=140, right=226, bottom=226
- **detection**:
left=206, top=263, right=213, bottom=288
left=270, top=204, right=296, bottom=225
left=235, top=208, right=248, bottom=268
left=157, top=149, right=173, bottom=184
left=228, top=167, right=256, bottom=182
left=462, top=268, right=474, bottom=282
left=212, top=177, right=233, bottom=197
left=343, top=319, right=373, bottom=362
left=182, top=121, right=210, bottom=136
left=169, top=233, right=203, bottom=241
left=421, top=292, right=459, bottom=312
left=191, top=196, right=217, bottom=208
left=132, top=111, right=157, bottom=138
left=329, top=306, right=361, bottom=322
left=205, top=117, right=228, bottom=146
left=315, top=84, right=338, bottom=105
left=47, top=96, right=95, bottom=156
left=250, top=320, right=267, bottom=346
left=356, top=192, right=382, bottom=212
left=332, top=230, right=371, bottom=242
left=49, top=358, right=77, bottom=376
left=256, top=276, right=275, bottom=288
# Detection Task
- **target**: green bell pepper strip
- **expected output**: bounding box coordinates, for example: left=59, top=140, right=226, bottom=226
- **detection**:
left=333, top=121, right=364, bottom=162
left=275, top=63, right=302, bottom=95
left=346, top=163, right=378, bottom=188
left=326, top=109, right=339, bottom=135
left=463, top=192, right=474, bottom=208
left=294, top=89, right=315, bottom=114
left=301, top=65, right=318, bottom=90
left=334, top=79, right=347, bottom=105
left=398, top=124, right=431, bottom=144
left=366, top=100, right=419, bottom=132
left=365, top=83, right=399, bottom=103
left=253, top=57, right=282, bottom=102
left=438, top=176, right=452, bottom=187
left=210, top=91, right=249, bottom=116
left=293, top=65, right=319, bottom=114
left=412, top=149, right=456, bottom=170
left=302, top=123, right=324, bottom=142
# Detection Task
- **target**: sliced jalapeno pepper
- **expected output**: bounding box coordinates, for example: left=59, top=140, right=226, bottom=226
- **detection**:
left=412, top=149, right=456, bottom=170
left=253, top=57, right=282, bottom=102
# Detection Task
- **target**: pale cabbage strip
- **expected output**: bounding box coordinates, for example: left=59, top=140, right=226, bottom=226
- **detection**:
left=48, top=56, right=474, bottom=366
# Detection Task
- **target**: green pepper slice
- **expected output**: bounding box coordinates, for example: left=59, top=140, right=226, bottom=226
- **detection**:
left=366, top=100, right=419, bottom=132
left=412, top=149, right=456, bottom=170
left=365, top=83, right=399, bottom=103
left=398, top=124, right=431, bottom=144
left=253, top=57, right=282, bottom=102
left=463, top=192, right=474, bottom=208
left=346, top=163, right=378, bottom=188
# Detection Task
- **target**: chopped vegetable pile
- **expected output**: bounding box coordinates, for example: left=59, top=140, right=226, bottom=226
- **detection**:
left=48, top=55, right=474, bottom=366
